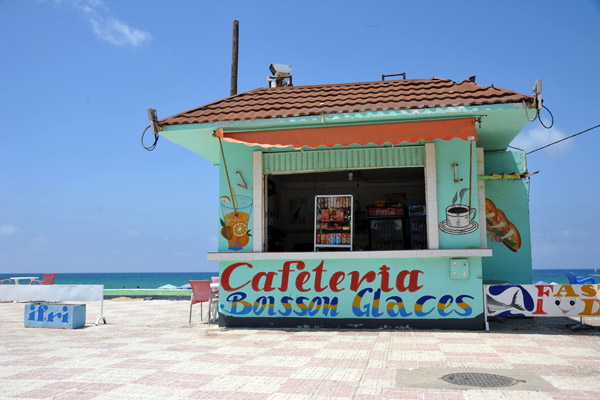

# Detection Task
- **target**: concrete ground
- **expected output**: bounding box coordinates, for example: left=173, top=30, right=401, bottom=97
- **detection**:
left=1, top=299, right=599, bottom=400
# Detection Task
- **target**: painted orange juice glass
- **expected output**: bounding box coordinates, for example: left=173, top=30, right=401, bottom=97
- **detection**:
left=220, top=195, right=252, bottom=250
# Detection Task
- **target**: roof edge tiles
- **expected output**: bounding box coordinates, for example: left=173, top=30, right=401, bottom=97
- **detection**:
left=159, top=78, right=533, bottom=127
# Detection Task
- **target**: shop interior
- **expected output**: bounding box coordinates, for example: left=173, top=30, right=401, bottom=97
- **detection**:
left=266, top=167, right=427, bottom=252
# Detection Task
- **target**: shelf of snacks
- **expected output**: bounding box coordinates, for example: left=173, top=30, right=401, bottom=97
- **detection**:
left=314, top=195, right=353, bottom=251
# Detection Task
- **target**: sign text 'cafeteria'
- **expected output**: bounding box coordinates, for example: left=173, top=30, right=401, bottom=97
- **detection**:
left=220, top=260, right=474, bottom=319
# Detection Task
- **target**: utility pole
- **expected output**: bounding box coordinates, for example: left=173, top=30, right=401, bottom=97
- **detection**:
left=230, top=20, right=239, bottom=96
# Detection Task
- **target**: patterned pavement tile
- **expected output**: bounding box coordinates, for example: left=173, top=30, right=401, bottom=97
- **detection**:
left=190, top=352, right=251, bottom=364
left=93, top=384, right=195, bottom=399
left=272, top=340, right=328, bottom=349
left=133, top=370, right=216, bottom=388
left=262, top=347, right=321, bottom=357
left=462, top=390, right=553, bottom=399
left=276, top=378, right=358, bottom=398
left=305, top=357, right=369, bottom=368
left=246, top=355, right=312, bottom=367
left=199, top=375, right=287, bottom=393
left=290, top=366, right=364, bottom=381
left=190, top=390, right=272, bottom=400
left=1, top=300, right=599, bottom=399
left=354, top=377, right=396, bottom=395
left=5, top=368, right=91, bottom=381
left=542, top=375, right=600, bottom=391
left=165, top=360, right=241, bottom=375
left=313, top=348, right=370, bottom=359
left=439, top=343, right=496, bottom=353
left=0, top=366, right=33, bottom=379
left=73, top=368, right=156, bottom=384
left=0, top=379, right=53, bottom=398
left=500, top=353, right=571, bottom=366
left=270, top=394, right=352, bottom=400
left=388, top=350, right=446, bottom=362
left=226, top=365, right=298, bottom=378
left=108, top=358, right=178, bottom=370
left=380, top=387, right=422, bottom=399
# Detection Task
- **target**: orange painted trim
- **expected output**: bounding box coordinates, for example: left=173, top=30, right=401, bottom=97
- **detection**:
left=220, top=118, right=477, bottom=149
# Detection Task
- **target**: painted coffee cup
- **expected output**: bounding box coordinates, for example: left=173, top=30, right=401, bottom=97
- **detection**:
left=445, top=204, right=476, bottom=228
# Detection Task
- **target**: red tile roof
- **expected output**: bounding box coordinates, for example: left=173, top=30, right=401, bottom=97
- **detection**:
left=159, top=78, right=532, bottom=127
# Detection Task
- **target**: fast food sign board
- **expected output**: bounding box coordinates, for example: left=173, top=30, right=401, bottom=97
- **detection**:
left=485, top=284, right=600, bottom=317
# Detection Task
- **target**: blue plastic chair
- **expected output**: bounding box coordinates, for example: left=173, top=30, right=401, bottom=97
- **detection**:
left=565, top=271, right=595, bottom=284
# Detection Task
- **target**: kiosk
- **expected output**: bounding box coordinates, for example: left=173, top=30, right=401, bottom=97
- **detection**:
left=154, top=77, right=536, bottom=329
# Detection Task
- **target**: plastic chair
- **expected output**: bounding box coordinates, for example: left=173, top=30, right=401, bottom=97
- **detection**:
left=189, top=280, right=216, bottom=325
left=565, top=271, right=595, bottom=285
left=30, top=274, right=56, bottom=285
left=0, top=279, right=12, bottom=285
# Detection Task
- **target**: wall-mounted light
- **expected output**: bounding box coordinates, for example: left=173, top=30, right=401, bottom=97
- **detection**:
left=451, top=163, right=463, bottom=183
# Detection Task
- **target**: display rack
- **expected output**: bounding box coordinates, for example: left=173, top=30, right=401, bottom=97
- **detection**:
left=314, top=195, right=353, bottom=251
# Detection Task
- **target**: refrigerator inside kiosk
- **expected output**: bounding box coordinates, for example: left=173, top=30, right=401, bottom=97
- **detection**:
left=368, top=206, right=405, bottom=250
left=314, top=195, right=353, bottom=251
left=408, top=205, right=427, bottom=249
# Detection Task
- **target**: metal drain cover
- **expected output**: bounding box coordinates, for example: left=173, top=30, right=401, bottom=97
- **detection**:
left=442, top=372, right=518, bottom=387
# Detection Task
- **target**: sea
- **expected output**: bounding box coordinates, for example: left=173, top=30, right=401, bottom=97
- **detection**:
left=0, top=272, right=217, bottom=289
left=0, top=269, right=597, bottom=289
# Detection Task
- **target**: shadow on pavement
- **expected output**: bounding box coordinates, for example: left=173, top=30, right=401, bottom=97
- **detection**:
left=488, top=315, right=600, bottom=335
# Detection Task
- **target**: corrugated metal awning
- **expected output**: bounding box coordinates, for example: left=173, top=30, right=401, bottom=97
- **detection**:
left=263, top=146, right=425, bottom=174
left=214, top=118, right=476, bottom=149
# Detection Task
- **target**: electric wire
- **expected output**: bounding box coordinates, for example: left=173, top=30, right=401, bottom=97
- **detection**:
left=141, top=124, right=159, bottom=151
left=528, top=124, right=600, bottom=154
left=538, top=104, right=554, bottom=129
left=522, top=100, right=554, bottom=129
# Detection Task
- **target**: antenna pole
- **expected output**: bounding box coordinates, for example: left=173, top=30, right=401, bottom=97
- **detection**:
left=230, top=20, right=239, bottom=96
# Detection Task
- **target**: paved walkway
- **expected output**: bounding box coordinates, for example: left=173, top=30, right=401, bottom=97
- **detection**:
left=1, top=299, right=599, bottom=399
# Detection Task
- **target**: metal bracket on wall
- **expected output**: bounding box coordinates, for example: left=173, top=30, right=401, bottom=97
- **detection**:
left=451, top=163, right=463, bottom=183
left=236, top=171, right=248, bottom=189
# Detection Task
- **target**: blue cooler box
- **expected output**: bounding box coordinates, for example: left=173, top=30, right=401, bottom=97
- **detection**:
left=24, top=303, right=86, bottom=329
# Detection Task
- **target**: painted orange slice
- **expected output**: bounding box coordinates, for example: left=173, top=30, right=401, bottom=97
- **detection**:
left=232, top=223, right=248, bottom=237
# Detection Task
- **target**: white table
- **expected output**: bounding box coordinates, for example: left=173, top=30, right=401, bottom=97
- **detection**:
left=10, top=276, right=38, bottom=285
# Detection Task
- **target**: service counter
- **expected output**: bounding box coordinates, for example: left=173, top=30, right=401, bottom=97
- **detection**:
left=208, top=249, right=492, bottom=330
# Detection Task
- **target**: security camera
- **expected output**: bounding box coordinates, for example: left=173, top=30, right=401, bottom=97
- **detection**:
left=269, top=63, right=292, bottom=77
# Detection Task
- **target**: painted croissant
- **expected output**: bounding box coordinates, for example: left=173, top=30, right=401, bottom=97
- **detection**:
left=485, top=198, right=521, bottom=252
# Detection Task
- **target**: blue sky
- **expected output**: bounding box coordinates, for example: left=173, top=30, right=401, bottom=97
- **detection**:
left=1, top=0, right=598, bottom=273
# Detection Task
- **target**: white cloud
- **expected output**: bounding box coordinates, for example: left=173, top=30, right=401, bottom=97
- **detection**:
left=0, top=225, right=18, bottom=235
left=556, top=230, right=571, bottom=238
left=511, top=126, right=572, bottom=158
left=88, top=16, right=151, bottom=46
left=126, top=229, right=141, bottom=236
left=137, top=248, right=158, bottom=255
left=50, top=0, right=151, bottom=46
left=32, top=236, right=49, bottom=243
